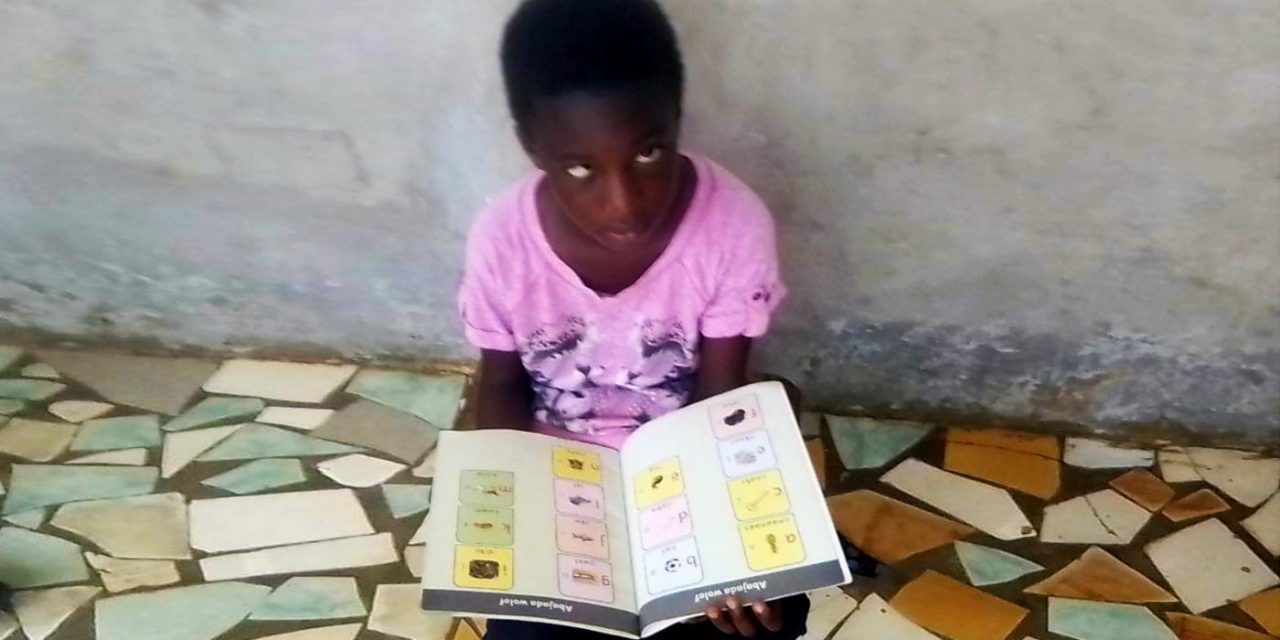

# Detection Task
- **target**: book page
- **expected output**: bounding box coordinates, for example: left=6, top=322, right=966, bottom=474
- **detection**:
left=618, top=382, right=851, bottom=633
left=420, top=430, right=641, bottom=637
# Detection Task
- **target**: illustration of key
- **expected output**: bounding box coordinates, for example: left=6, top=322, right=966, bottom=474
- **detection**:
left=747, top=489, right=772, bottom=511
left=766, top=533, right=778, bottom=553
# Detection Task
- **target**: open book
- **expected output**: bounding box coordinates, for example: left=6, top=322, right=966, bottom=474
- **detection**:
left=418, top=382, right=850, bottom=638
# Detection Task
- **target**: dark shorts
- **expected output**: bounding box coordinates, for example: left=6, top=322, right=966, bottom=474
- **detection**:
left=483, top=595, right=810, bottom=640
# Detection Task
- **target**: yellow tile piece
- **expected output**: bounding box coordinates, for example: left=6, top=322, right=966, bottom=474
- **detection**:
left=891, top=570, right=1029, bottom=640
left=452, top=620, right=483, bottom=640
left=1163, top=489, right=1231, bottom=522
left=1237, top=589, right=1280, bottom=636
left=1025, top=546, right=1177, bottom=603
left=947, top=427, right=1061, bottom=458
left=1110, top=469, right=1176, bottom=511
left=1165, top=612, right=1274, bottom=640
left=945, top=440, right=1061, bottom=500
left=826, top=490, right=974, bottom=564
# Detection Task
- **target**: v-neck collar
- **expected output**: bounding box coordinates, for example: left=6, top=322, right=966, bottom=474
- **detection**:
left=522, top=153, right=711, bottom=303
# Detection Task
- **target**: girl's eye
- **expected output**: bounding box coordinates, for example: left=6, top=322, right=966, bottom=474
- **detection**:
left=566, top=165, right=592, bottom=179
left=636, top=146, right=664, bottom=164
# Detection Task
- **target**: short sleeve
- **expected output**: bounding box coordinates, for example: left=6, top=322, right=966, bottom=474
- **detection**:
left=457, top=218, right=518, bottom=352
left=699, top=199, right=787, bottom=339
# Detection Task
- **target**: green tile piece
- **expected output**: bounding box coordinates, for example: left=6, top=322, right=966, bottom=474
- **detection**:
left=0, top=379, right=65, bottom=401
left=197, top=424, right=361, bottom=461
left=3, top=509, right=47, bottom=529
left=20, top=362, right=59, bottom=379
left=4, top=465, right=159, bottom=514
left=0, top=399, right=24, bottom=415
left=95, top=581, right=272, bottom=640
left=0, top=346, right=21, bottom=374
left=249, top=577, right=366, bottom=621
left=0, top=527, right=90, bottom=588
left=202, top=459, right=307, bottom=494
left=1048, top=598, right=1177, bottom=640
left=381, top=483, right=433, bottom=519
left=163, top=396, right=266, bottom=432
left=827, top=415, right=932, bottom=470
left=954, top=541, right=1043, bottom=586
left=346, top=370, right=466, bottom=429
left=70, top=415, right=161, bottom=452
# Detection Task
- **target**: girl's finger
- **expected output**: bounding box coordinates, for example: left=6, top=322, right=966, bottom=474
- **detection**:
left=705, top=605, right=738, bottom=635
left=752, top=601, right=784, bottom=632
left=725, top=597, right=759, bottom=637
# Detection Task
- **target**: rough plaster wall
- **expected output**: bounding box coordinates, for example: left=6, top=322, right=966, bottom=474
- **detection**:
left=1, top=0, right=1277, bottom=437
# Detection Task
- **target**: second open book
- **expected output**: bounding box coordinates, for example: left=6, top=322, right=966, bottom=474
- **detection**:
left=419, top=382, right=850, bottom=638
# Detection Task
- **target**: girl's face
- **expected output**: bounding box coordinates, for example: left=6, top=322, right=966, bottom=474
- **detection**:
left=520, top=89, right=683, bottom=253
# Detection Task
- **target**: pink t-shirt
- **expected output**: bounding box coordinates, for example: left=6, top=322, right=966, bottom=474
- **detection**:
left=458, top=153, right=785, bottom=449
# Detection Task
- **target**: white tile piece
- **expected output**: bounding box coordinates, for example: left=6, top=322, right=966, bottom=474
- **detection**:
left=249, top=576, right=365, bottom=621
left=0, top=418, right=77, bottom=462
left=51, top=492, right=191, bottom=560
left=36, top=350, right=216, bottom=415
left=881, top=458, right=1036, bottom=540
left=203, top=360, right=358, bottom=403
left=3, top=509, right=45, bottom=529
left=20, top=363, right=59, bottom=379
left=1063, top=437, right=1154, bottom=469
left=256, top=407, right=335, bottom=431
left=253, top=624, right=363, bottom=640
left=1041, top=489, right=1151, bottom=545
left=85, top=552, right=180, bottom=593
left=317, top=454, right=406, bottom=488
left=13, top=585, right=101, bottom=640
left=1242, top=491, right=1280, bottom=556
left=48, top=401, right=114, bottom=423
left=200, top=533, right=399, bottom=581
left=67, top=448, right=147, bottom=466
left=160, top=424, right=243, bottom=478
left=409, top=511, right=432, bottom=545
left=1145, top=518, right=1279, bottom=614
left=1159, top=447, right=1280, bottom=506
left=190, top=489, right=375, bottom=553
left=368, top=584, right=453, bottom=640
left=1185, top=447, right=1280, bottom=507
left=0, top=613, right=17, bottom=640
left=404, top=545, right=424, bottom=579
left=799, top=586, right=858, bottom=640
left=832, top=593, right=939, bottom=640
left=1158, top=447, right=1201, bottom=483
left=411, top=449, right=437, bottom=479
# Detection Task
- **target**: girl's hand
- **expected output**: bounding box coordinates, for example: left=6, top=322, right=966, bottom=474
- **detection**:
left=704, top=597, right=783, bottom=636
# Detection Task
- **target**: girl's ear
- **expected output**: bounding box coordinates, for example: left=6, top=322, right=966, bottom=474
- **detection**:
left=515, top=123, right=549, bottom=171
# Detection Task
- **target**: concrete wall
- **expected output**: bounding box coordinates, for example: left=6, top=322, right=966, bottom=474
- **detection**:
left=2, top=0, right=1277, bottom=439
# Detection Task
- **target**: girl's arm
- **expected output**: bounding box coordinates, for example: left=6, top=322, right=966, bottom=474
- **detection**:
left=474, top=349, right=535, bottom=431
left=691, top=336, right=752, bottom=401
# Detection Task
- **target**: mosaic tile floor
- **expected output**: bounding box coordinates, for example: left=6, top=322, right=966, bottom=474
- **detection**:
left=0, top=344, right=1276, bottom=640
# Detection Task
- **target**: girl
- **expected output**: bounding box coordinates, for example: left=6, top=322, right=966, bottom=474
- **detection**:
left=459, top=1, right=807, bottom=637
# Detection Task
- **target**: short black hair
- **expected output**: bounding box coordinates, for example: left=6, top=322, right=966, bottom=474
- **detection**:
left=500, top=0, right=685, bottom=130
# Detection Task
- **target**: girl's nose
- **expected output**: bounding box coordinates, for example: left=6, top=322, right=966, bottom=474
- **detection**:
left=602, top=174, right=643, bottom=230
